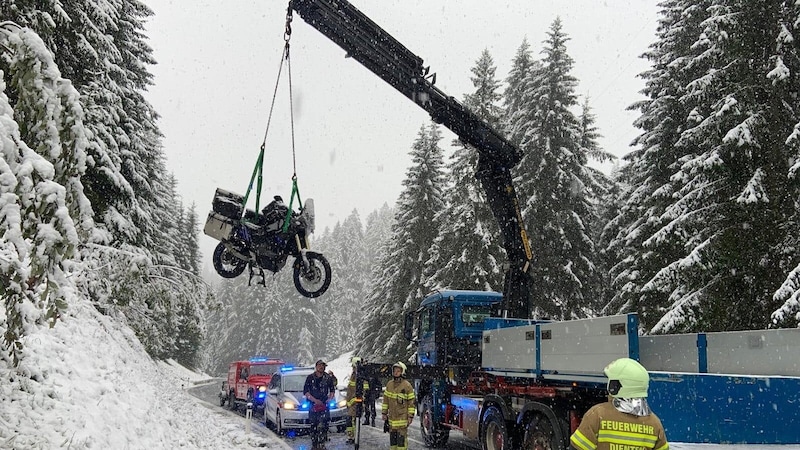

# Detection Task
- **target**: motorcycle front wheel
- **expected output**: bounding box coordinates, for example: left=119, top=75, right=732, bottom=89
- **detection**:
left=293, top=252, right=332, bottom=298
left=213, top=242, right=247, bottom=278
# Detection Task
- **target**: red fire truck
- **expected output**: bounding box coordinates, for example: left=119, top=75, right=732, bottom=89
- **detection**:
left=219, top=357, right=285, bottom=411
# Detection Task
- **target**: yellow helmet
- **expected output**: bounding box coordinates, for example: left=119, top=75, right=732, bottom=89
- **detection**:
left=351, top=356, right=363, bottom=367
left=392, top=361, right=407, bottom=376
left=604, top=358, right=649, bottom=398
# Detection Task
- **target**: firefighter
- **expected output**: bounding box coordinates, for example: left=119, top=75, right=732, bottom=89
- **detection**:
left=381, top=362, right=415, bottom=450
left=570, top=358, right=670, bottom=450
left=345, top=356, right=370, bottom=444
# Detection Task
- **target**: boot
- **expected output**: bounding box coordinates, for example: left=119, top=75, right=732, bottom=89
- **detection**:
left=371, top=418, right=376, bottom=427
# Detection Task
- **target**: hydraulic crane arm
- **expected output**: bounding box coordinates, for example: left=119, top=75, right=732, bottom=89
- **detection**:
left=288, top=0, right=533, bottom=318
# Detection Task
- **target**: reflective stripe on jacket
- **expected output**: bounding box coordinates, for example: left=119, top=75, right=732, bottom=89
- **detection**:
left=381, top=378, right=415, bottom=428
left=570, top=401, right=669, bottom=450
left=346, top=375, right=369, bottom=409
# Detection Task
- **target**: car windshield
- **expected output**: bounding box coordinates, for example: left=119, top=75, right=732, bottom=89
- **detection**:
left=251, top=364, right=282, bottom=376
left=283, top=374, right=309, bottom=392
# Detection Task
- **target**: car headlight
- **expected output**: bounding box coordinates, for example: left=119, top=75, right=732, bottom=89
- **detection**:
left=337, top=400, right=347, bottom=408
left=258, top=386, right=267, bottom=392
left=282, top=401, right=297, bottom=410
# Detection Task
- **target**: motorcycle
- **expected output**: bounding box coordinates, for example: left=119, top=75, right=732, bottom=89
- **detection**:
left=204, top=189, right=332, bottom=298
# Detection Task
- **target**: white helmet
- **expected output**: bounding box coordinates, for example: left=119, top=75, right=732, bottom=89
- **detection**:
left=392, top=361, right=407, bottom=377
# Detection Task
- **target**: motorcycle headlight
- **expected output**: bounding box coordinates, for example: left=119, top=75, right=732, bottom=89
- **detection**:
left=258, top=386, right=267, bottom=392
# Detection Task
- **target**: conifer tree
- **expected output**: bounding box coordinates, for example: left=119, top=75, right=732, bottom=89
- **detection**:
left=616, top=0, right=800, bottom=333
left=605, top=0, right=712, bottom=331
left=427, top=49, right=505, bottom=292
left=357, top=123, right=446, bottom=362
left=508, top=18, right=603, bottom=319
left=184, top=203, right=202, bottom=276
left=503, top=38, right=541, bottom=147
left=0, top=26, right=85, bottom=365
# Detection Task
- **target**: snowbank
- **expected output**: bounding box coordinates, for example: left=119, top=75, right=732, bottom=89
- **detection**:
left=0, top=300, right=285, bottom=449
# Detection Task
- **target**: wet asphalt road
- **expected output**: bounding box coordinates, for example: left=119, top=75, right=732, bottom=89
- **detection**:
left=188, top=379, right=479, bottom=450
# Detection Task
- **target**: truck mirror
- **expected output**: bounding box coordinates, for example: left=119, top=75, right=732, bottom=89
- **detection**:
left=403, top=312, right=415, bottom=342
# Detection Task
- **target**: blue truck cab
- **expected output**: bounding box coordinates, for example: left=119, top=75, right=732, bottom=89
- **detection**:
left=406, top=290, right=502, bottom=367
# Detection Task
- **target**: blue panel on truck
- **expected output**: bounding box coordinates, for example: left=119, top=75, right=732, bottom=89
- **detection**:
left=649, top=372, right=800, bottom=444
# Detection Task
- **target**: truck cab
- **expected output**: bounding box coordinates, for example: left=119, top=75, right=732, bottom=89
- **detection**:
left=406, top=290, right=502, bottom=367
left=220, top=356, right=285, bottom=411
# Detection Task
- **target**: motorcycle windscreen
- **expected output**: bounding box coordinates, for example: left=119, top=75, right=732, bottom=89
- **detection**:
left=301, top=199, right=315, bottom=235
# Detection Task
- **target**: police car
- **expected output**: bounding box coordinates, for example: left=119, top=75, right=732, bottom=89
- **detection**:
left=263, top=366, right=348, bottom=434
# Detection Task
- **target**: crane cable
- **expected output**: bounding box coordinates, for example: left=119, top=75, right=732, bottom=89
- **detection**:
left=243, top=7, right=302, bottom=221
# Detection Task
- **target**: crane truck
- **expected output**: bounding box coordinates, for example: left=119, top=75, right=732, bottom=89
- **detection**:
left=286, top=1, right=800, bottom=448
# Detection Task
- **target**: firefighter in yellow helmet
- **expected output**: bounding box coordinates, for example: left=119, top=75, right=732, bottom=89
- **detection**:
left=381, top=362, right=415, bottom=450
left=570, top=358, right=669, bottom=450
left=345, top=356, right=369, bottom=444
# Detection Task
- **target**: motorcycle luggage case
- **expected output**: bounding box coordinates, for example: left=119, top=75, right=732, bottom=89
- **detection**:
left=203, top=211, right=236, bottom=241
left=212, top=188, right=244, bottom=220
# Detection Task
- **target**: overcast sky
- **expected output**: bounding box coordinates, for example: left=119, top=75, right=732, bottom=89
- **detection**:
left=143, top=0, right=660, bottom=270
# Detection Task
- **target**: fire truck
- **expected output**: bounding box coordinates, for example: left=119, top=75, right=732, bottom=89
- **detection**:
left=285, top=1, right=800, bottom=448
left=219, top=357, right=285, bottom=411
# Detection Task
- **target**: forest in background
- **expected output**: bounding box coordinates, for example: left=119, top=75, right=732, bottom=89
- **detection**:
left=2, top=1, right=800, bottom=374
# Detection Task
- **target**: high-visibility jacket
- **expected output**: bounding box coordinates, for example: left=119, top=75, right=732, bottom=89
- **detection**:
left=381, top=378, right=415, bottom=429
left=570, top=401, right=669, bottom=450
left=345, top=373, right=369, bottom=412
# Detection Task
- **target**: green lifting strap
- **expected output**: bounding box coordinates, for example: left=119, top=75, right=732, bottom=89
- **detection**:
left=241, top=144, right=266, bottom=219
left=282, top=175, right=303, bottom=233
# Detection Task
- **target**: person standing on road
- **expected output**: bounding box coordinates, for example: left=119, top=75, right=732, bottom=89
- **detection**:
left=570, top=358, right=669, bottom=450
left=304, top=359, right=336, bottom=450
left=345, top=356, right=369, bottom=444
left=382, top=362, right=415, bottom=450
left=364, top=372, right=381, bottom=427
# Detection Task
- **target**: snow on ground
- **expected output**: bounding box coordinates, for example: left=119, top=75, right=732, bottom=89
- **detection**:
left=1, top=300, right=799, bottom=450
left=0, top=299, right=289, bottom=449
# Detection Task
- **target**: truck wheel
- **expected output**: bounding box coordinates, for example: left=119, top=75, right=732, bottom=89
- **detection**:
left=420, top=395, right=449, bottom=448
left=521, top=412, right=566, bottom=450
left=481, top=406, right=510, bottom=450
left=228, top=392, right=236, bottom=411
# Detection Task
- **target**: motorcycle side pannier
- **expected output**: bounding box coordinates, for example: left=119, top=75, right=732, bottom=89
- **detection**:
left=212, top=188, right=244, bottom=220
left=204, top=211, right=236, bottom=241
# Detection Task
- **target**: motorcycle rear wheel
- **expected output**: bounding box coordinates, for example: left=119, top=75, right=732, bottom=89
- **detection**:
left=293, top=252, right=332, bottom=298
left=213, top=242, right=247, bottom=278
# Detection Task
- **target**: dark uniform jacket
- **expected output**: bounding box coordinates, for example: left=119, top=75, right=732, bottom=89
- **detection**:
left=303, top=371, right=335, bottom=409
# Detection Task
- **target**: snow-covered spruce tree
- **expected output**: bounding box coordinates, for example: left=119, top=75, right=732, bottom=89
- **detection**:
left=507, top=18, right=605, bottom=320
left=357, top=123, right=446, bottom=362
left=203, top=266, right=325, bottom=372
left=576, top=99, right=617, bottom=311
left=767, top=1, right=800, bottom=330
left=363, top=203, right=395, bottom=266
left=316, top=210, right=368, bottom=357
left=1, top=0, right=136, bottom=243
left=0, top=26, right=85, bottom=366
left=503, top=38, right=542, bottom=148
left=427, top=49, right=506, bottom=293
left=632, top=0, right=800, bottom=333
left=605, top=0, right=713, bottom=331
left=183, top=203, right=202, bottom=276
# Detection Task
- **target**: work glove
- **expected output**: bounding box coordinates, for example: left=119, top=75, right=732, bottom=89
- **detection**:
left=383, top=419, right=390, bottom=433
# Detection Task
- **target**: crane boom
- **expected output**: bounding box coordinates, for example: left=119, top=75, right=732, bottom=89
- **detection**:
left=288, top=0, right=533, bottom=318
